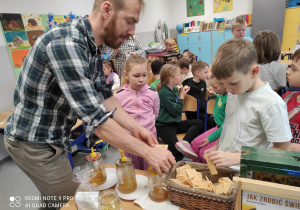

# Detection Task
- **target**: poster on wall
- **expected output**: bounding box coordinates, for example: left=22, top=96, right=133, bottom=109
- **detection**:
left=26, top=30, right=44, bottom=46
left=22, top=14, right=44, bottom=31
left=213, top=0, right=233, bottom=13
left=4, top=31, right=30, bottom=49
left=10, top=49, right=30, bottom=67
left=0, top=13, right=25, bottom=31
left=186, top=0, right=204, bottom=17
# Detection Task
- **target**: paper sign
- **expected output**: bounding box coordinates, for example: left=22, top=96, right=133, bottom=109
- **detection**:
left=242, top=190, right=300, bottom=210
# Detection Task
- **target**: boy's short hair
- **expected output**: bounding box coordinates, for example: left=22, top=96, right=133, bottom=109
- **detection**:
left=177, top=57, right=190, bottom=69
left=164, top=38, right=174, bottom=46
left=191, top=61, right=208, bottom=75
left=231, top=19, right=247, bottom=31
left=253, top=30, right=281, bottom=64
left=151, top=60, right=164, bottom=75
left=292, top=48, right=300, bottom=63
left=212, top=39, right=257, bottom=80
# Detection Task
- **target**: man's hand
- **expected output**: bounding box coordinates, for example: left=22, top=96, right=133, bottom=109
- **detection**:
left=133, top=126, right=158, bottom=147
left=143, top=147, right=176, bottom=176
left=198, top=138, right=210, bottom=148
left=206, top=151, right=240, bottom=167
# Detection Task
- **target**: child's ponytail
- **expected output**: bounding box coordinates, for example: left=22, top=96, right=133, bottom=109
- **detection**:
left=156, top=64, right=180, bottom=92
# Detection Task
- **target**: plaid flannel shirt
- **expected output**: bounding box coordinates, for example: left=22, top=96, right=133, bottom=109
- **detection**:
left=109, top=35, right=145, bottom=77
left=5, top=16, right=114, bottom=151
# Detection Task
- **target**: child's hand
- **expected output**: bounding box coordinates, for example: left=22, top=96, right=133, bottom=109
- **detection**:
left=207, top=87, right=215, bottom=97
left=206, top=151, right=241, bottom=167
left=198, top=138, right=209, bottom=148
left=179, top=85, right=190, bottom=99
left=204, top=141, right=218, bottom=156
left=171, top=57, right=177, bottom=62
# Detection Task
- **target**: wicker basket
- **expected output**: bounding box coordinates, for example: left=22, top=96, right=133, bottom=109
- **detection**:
left=166, top=161, right=239, bottom=210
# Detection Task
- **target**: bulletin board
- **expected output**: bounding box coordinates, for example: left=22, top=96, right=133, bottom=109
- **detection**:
left=213, top=0, right=233, bottom=13
left=186, top=0, right=204, bottom=17
left=233, top=177, right=300, bottom=210
left=0, top=13, right=68, bottom=78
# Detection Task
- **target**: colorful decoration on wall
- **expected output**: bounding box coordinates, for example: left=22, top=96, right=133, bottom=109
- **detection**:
left=64, top=12, right=79, bottom=21
left=213, top=0, right=233, bottom=13
left=186, top=0, right=204, bottom=17
left=10, top=49, right=30, bottom=67
left=22, top=14, right=44, bottom=31
left=0, top=12, right=76, bottom=78
left=26, top=30, right=44, bottom=46
left=0, top=13, right=25, bottom=31
left=4, top=31, right=30, bottom=49
left=47, top=13, right=57, bottom=29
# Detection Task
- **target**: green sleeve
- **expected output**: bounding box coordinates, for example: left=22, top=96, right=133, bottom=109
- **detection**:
left=160, top=89, right=183, bottom=117
left=207, top=124, right=223, bottom=142
left=208, top=93, right=217, bottom=99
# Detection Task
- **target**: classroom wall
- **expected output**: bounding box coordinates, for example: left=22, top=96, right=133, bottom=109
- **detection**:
left=0, top=0, right=255, bottom=111
left=169, top=0, right=253, bottom=29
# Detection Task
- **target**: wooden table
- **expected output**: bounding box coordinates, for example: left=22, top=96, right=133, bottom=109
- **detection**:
left=61, top=164, right=186, bottom=210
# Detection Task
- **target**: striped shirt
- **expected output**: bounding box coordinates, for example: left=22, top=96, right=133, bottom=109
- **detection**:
left=5, top=16, right=114, bottom=150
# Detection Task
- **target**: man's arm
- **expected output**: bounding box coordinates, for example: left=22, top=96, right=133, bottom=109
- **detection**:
left=94, top=118, right=176, bottom=175
left=102, top=96, right=158, bottom=146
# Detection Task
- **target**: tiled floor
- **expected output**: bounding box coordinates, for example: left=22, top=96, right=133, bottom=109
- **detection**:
left=0, top=141, right=121, bottom=210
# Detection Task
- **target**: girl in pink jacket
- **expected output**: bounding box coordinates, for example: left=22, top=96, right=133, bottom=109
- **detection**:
left=115, top=55, right=160, bottom=170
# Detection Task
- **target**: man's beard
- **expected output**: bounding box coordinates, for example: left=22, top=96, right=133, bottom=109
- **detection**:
left=104, top=15, right=128, bottom=49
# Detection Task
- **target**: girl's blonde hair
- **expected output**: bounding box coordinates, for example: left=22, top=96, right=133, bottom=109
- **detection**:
left=103, top=59, right=119, bottom=77
left=121, top=55, right=147, bottom=85
left=156, top=64, right=180, bottom=91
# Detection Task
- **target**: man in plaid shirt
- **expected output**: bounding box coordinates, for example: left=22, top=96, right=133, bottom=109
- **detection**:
left=4, top=0, right=175, bottom=207
left=110, top=35, right=145, bottom=77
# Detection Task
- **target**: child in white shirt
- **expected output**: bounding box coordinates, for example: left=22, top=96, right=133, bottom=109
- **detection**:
left=206, top=39, right=291, bottom=168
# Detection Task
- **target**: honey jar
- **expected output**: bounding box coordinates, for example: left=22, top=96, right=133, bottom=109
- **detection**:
left=98, top=189, right=122, bottom=210
left=85, top=152, right=107, bottom=185
left=115, top=149, right=137, bottom=194
left=148, top=166, right=169, bottom=202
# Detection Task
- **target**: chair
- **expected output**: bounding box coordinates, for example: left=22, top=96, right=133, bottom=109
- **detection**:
left=207, top=98, right=216, bottom=115
left=68, top=120, right=107, bottom=168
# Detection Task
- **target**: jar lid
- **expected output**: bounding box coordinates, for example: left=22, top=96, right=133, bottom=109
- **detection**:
left=85, top=152, right=101, bottom=162
left=115, top=157, right=132, bottom=167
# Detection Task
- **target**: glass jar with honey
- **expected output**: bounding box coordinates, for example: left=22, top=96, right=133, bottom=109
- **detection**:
left=85, top=152, right=107, bottom=185
left=115, top=149, right=137, bottom=194
left=98, top=189, right=122, bottom=210
left=148, top=166, right=169, bottom=202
